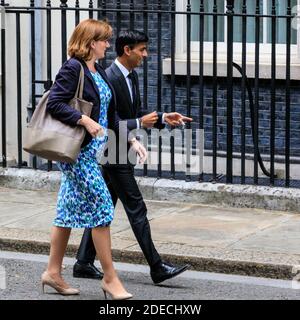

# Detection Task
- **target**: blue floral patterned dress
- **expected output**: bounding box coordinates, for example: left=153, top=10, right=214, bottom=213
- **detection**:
left=53, top=71, right=114, bottom=228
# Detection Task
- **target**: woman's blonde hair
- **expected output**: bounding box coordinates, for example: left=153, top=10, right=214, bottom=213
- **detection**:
left=68, top=19, right=112, bottom=61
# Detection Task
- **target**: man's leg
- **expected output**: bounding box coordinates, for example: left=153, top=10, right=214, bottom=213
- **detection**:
left=75, top=228, right=96, bottom=263
left=104, top=165, right=161, bottom=267
left=73, top=168, right=118, bottom=279
left=104, top=165, right=190, bottom=284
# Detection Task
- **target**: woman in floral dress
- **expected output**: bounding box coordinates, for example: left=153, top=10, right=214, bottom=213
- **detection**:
left=42, top=19, right=132, bottom=300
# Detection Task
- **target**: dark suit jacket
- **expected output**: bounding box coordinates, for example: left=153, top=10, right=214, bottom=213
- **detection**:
left=46, top=57, right=124, bottom=148
left=104, top=62, right=165, bottom=165
left=105, top=62, right=165, bottom=130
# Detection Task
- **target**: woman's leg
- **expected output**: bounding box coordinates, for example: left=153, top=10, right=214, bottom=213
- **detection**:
left=46, top=226, right=71, bottom=287
left=92, top=226, right=129, bottom=295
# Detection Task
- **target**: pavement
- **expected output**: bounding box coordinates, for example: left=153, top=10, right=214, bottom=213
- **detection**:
left=0, top=186, right=300, bottom=280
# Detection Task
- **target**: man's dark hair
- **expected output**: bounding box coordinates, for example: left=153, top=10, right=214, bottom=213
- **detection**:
left=115, top=30, right=149, bottom=57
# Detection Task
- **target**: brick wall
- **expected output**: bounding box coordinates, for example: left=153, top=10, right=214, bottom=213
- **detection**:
left=102, top=0, right=300, bottom=157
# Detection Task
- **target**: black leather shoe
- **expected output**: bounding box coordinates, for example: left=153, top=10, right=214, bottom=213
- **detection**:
left=73, top=261, right=104, bottom=280
left=150, top=261, right=190, bottom=284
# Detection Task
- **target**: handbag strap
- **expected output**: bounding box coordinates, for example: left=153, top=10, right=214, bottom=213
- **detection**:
left=74, top=63, right=85, bottom=99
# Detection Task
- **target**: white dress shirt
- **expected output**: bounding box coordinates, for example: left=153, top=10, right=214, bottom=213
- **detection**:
left=114, top=58, right=134, bottom=102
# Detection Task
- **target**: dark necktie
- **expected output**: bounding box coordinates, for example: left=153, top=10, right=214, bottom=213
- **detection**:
left=127, top=72, right=136, bottom=106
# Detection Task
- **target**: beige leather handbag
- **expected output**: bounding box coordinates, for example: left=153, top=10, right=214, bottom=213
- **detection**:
left=23, top=64, right=93, bottom=163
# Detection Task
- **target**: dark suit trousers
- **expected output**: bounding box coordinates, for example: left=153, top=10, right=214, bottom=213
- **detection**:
left=76, top=165, right=162, bottom=268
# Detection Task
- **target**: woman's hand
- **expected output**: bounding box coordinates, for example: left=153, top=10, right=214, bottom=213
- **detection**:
left=78, top=115, right=104, bottom=138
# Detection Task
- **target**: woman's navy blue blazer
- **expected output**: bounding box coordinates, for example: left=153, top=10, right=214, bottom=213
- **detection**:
left=47, top=57, right=122, bottom=148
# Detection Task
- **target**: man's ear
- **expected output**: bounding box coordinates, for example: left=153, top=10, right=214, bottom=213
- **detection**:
left=123, top=45, right=131, bottom=56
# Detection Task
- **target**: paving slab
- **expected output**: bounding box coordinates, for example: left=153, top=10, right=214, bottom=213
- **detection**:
left=231, top=218, right=300, bottom=255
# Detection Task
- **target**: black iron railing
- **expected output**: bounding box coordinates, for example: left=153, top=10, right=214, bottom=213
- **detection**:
left=0, top=0, right=298, bottom=188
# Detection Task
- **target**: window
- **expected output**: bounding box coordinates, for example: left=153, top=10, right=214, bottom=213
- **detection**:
left=167, top=0, right=300, bottom=78
left=190, top=0, right=297, bottom=45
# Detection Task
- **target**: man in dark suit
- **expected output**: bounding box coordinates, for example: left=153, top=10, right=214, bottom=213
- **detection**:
left=73, top=30, right=192, bottom=284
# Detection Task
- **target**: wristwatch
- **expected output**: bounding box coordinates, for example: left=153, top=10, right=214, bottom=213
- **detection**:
left=138, top=118, right=143, bottom=129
